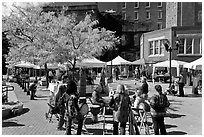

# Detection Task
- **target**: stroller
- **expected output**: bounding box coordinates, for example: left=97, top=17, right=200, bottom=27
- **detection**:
left=45, top=92, right=60, bottom=122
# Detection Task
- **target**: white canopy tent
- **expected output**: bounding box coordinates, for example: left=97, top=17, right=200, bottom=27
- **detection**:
left=76, top=57, right=106, bottom=68
left=183, top=57, right=202, bottom=70
left=106, top=56, right=132, bottom=65
left=131, top=58, right=146, bottom=65
left=14, top=61, right=36, bottom=68
left=153, top=60, right=188, bottom=76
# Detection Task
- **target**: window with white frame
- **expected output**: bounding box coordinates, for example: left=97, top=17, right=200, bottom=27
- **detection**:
left=158, top=10, right=162, bottom=19
left=146, top=11, right=150, bottom=19
left=134, top=2, right=139, bottom=8
left=134, top=11, right=139, bottom=20
left=149, top=39, right=165, bottom=56
left=186, top=38, right=193, bottom=54
left=154, top=40, right=159, bottom=54
left=149, top=41, right=153, bottom=55
left=160, top=39, right=165, bottom=54
left=178, top=37, right=202, bottom=55
left=194, top=38, right=201, bottom=54
left=146, top=2, right=150, bottom=8
left=157, top=2, right=162, bottom=7
left=122, top=2, right=126, bottom=9
left=178, top=38, right=185, bottom=54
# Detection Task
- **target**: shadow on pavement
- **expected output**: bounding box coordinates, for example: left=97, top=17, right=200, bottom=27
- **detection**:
left=2, top=121, right=25, bottom=128
left=184, top=94, right=202, bottom=98
left=168, top=131, right=187, bottom=135
left=2, top=108, right=30, bottom=120
left=165, top=113, right=186, bottom=119
left=165, top=124, right=177, bottom=129
left=86, top=129, right=107, bottom=135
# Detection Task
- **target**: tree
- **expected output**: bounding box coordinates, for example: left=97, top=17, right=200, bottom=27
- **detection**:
left=2, top=3, right=57, bottom=87
left=3, top=3, right=119, bottom=87
left=46, top=12, right=119, bottom=73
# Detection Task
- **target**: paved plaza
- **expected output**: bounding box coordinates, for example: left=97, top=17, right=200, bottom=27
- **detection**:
left=2, top=79, right=202, bottom=135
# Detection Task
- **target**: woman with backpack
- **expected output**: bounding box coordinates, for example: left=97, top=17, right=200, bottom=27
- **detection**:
left=109, top=84, right=131, bottom=135
left=149, top=85, right=170, bottom=135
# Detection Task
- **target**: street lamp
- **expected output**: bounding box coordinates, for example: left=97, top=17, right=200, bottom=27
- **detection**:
left=163, top=38, right=180, bottom=87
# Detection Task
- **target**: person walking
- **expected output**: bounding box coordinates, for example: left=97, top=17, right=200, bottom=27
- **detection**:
left=100, top=68, right=106, bottom=93
left=29, top=80, right=38, bottom=100
left=178, top=73, right=185, bottom=97
left=115, top=67, right=120, bottom=80
left=149, top=85, right=170, bottom=135
left=48, top=70, right=54, bottom=83
left=109, top=84, right=131, bottom=135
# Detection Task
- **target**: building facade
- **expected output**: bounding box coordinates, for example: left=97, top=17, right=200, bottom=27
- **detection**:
left=121, top=2, right=166, bottom=32
left=166, top=2, right=202, bottom=28
left=140, top=26, right=202, bottom=76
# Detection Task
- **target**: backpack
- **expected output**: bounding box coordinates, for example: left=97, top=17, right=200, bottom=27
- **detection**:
left=150, top=94, right=170, bottom=112
left=66, top=94, right=78, bottom=118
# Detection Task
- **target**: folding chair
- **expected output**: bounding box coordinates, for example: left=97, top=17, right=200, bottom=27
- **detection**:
left=132, top=107, right=151, bottom=135
left=102, top=105, right=113, bottom=135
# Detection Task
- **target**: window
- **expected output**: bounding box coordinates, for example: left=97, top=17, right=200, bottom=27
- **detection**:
left=155, top=40, right=159, bottom=54
left=194, top=38, right=201, bottom=54
left=157, top=2, right=162, bottom=7
left=178, top=38, right=185, bottom=54
left=134, top=2, right=139, bottom=8
left=157, top=22, right=162, bottom=29
left=160, top=40, right=164, bottom=54
left=149, top=41, right=153, bottom=55
left=122, top=11, right=126, bottom=20
left=177, top=37, right=202, bottom=55
left=186, top=38, right=193, bottom=54
left=146, top=11, right=150, bottom=19
left=122, top=2, right=126, bottom=9
left=148, top=38, right=165, bottom=56
left=146, top=2, right=150, bottom=8
left=134, top=11, right=139, bottom=20
left=158, top=10, right=162, bottom=19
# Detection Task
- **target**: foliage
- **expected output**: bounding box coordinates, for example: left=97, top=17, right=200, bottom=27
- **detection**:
left=3, top=3, right=119, bottom=69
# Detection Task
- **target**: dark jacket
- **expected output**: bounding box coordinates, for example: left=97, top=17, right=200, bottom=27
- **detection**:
left=149, top=93, right=170, bottom=117
left=141, top=82, right=148, bottom=94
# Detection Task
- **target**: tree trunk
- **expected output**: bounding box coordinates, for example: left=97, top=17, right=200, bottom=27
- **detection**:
left=79, top=68, right=86, bottom=97
left=44, top=63, right=49, bottom=88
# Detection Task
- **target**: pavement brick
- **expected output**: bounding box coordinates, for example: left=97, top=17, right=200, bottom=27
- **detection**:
left=2, top=79, right=202, bottom=135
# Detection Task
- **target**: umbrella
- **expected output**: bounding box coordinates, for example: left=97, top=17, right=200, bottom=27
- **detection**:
left=183, top=57, right=202, bottom=70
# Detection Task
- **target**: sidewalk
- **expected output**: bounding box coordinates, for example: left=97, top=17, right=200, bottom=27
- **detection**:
left=2, top=79, right=202, bottom=135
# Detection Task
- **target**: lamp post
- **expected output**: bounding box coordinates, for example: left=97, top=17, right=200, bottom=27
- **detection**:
left=163, top=38, right=180, bottom=87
